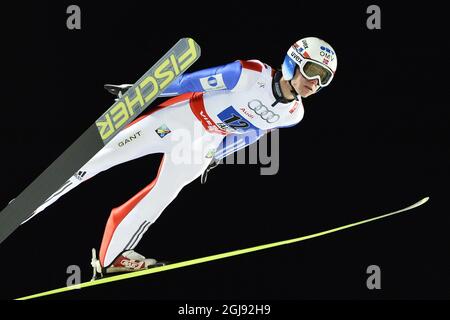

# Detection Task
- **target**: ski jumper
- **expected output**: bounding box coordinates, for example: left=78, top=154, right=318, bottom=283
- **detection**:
left=27, top=59, right=304, bottom=267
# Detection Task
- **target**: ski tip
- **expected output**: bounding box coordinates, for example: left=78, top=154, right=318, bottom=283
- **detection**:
left=182, top=37, right=196, bottom=43
left=415, top=196, right=430, bottom=207
left=181, top=37, right=200, bottom=50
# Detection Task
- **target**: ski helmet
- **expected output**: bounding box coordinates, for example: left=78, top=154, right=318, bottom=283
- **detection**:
left=282, top=37, right=337, bottom=88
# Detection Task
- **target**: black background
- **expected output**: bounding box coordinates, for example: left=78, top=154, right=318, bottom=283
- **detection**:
left=0, top=0, right=448, bottom=302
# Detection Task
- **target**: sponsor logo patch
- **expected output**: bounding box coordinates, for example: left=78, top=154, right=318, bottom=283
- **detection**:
left=247, top=100, right=280, bottom=123
left=199, top=74, right=226, bottom=91
left=155, top=124, right=171, bottom=138
left=289, top=101, right=299, bottom=114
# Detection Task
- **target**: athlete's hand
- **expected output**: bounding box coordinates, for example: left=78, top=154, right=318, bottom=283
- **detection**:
left=201, top=158, right=220, bottom=184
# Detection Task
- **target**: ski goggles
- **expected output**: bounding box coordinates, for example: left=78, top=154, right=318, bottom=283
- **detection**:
left=298, top=60, right=334, bottom=87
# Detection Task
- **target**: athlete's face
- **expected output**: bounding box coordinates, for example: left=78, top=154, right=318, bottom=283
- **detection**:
left=290, top=67, right=319, bottom=98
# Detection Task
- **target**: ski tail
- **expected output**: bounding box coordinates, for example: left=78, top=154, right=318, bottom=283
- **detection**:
left=0, top=38, right=201, bottom=245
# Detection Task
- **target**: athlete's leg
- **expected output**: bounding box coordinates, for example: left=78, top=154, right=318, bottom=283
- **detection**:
left=23, top=96, right=192, bottom=223
left=99, top=129, right=223, bottom=267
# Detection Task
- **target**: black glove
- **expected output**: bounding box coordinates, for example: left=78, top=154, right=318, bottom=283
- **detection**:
left=201, top=158, right=220, bottom=184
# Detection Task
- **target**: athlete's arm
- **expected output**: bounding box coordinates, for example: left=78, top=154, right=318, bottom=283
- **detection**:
left=160, top=61, right=243, bottom=97
left=214, top=129, right=267, bottom=160
left=201, top=129, right=266, bottom=184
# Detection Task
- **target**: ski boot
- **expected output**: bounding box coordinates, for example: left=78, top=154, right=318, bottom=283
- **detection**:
left=91, top=248, right=167, bottom=280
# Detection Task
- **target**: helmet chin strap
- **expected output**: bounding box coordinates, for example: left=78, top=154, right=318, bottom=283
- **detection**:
left=288, top=80, right=300, bottom=101
left=271, top=70, right=297, bottom=107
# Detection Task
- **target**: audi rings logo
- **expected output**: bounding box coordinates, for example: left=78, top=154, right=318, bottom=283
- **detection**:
left=247, top=100, right=280, bottom=123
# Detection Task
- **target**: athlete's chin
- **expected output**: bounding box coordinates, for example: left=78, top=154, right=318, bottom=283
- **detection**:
left=300, top=89, right=316, bottom=98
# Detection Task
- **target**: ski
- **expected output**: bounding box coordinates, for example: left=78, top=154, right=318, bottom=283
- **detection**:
left=16, top=197, right=429, bottom=300
left=0, top=38, right=201, bottom=245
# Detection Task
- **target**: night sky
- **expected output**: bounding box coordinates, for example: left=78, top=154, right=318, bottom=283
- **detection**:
left=0, top=1, right=448, bottom=303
